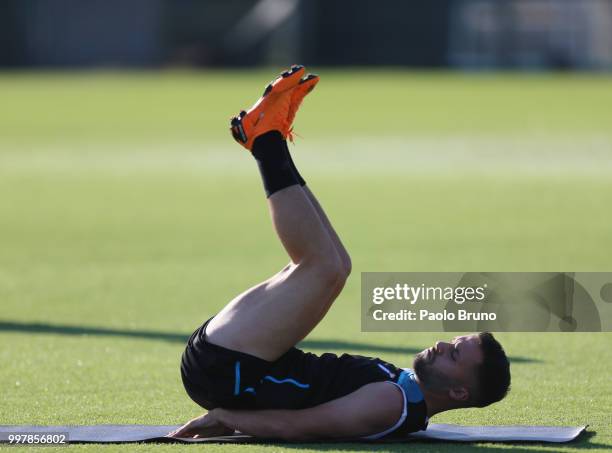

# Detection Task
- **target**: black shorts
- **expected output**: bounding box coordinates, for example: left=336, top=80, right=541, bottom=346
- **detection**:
left=180, top=318, right=313, bottom=410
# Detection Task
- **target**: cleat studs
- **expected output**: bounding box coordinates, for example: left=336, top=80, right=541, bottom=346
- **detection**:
left=282, top=65, right=303, bottom=78
left=240, top=110, right=247, bottom=118
left=263, top=83, right=273, bottom=96
left=299, top=73, right=318, bottom=84
left=236, top=123, right=247, bottom=143
left=230, top=124, right=247, bottom=144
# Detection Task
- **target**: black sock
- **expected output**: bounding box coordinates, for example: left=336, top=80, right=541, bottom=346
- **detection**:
left=283, top=141, right=306, bottom=187
left=252, top=131, right=300, bottom=197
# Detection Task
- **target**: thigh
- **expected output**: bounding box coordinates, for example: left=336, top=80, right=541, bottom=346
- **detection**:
left=205, top=263, right=340, bottom=361
left=180, top=319, right=271, bottom=409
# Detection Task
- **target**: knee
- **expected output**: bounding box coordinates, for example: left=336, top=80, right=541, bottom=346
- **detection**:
left=313, top=251, right=350, bottom=287
left=341, top=253, right=352, bottom=278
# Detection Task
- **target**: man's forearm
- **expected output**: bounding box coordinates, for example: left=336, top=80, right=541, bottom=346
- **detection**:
left=211, top=408, right=300, bottom=440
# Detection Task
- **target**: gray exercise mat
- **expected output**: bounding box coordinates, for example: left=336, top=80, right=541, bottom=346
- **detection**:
left=0, top=424, right=587, bottom=444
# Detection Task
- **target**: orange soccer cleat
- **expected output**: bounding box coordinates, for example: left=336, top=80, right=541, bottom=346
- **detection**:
left=286, top=73, right=319, bottom=137
left=230, top=65, right=319, bottom=150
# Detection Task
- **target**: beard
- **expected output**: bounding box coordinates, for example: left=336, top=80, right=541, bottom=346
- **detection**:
left=413, top=349, right=454, bottom=393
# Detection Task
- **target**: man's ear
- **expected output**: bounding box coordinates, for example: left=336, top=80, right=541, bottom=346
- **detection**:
left=449, top=386, right=469, bottom=402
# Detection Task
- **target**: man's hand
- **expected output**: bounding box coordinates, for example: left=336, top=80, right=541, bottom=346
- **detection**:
left=167, top=411, right=235, bottom=439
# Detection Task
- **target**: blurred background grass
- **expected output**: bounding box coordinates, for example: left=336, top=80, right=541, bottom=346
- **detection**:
left=1, top=70, right=611, bottom=452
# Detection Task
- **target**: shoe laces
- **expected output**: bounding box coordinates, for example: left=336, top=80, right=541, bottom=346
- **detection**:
left=287, top=127, right=302, bottom=143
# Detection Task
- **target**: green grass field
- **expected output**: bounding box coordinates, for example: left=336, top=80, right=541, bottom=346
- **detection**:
left=1, top=70, right=611, bottom=452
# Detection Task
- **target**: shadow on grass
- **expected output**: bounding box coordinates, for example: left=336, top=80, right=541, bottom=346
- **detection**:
left=0, top=320, right=539, bottom=363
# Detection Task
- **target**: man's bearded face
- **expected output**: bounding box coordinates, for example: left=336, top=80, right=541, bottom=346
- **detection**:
left=413, top=335, right=483, bottom=394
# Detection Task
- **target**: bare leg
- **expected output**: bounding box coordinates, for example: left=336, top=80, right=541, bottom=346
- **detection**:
left=205, top=185, right=349, bottom=362
left=284, top=185, right=352, bottom=319
left=302, top=185, right=351, bottom=275
left=282, top=139, right=351, bottom=274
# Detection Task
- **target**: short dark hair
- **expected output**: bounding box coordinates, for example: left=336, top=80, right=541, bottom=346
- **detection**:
left=472, top=332, right=511, bottom=407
